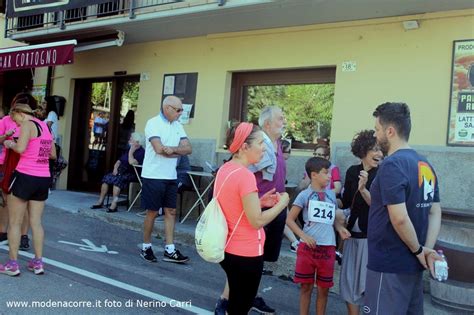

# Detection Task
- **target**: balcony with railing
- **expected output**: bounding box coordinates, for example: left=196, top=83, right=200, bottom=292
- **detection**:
left=5, top=0, right=193, bottom=38
left=4, top=0, right=473, bottom=46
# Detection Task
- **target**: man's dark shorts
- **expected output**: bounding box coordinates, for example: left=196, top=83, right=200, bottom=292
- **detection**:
left=364, top=268, right=423, bottom=315
left=141, top=178, right=178, bottom=211
left=262, top=209, right=286, bottom=262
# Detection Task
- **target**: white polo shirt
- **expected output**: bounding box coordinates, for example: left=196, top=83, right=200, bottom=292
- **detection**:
left=142, top=112, right=187, bottom=180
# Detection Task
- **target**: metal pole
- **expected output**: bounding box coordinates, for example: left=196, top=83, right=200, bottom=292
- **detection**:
left=129, top=0, right=136, bottom=19
left=59, top=10, right=66, bottom=30
left=4, top=6, right=10, bottom=38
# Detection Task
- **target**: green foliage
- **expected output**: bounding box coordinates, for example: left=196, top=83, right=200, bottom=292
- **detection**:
left=122, top=81, right=139, bottom=109
left=91, top=82, right=110, bottom=108
left=246, top=84, right=334, bottom=143
left=91, top=81, right=139, bottom=111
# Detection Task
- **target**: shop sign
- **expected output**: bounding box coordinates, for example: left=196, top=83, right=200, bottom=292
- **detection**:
left=0, top=40, right=75, bottom=72
left=447, top=39, right=474, bottom=146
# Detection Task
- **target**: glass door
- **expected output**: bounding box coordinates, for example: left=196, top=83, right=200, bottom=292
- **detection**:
left=68, top=76, right=140, bottom=191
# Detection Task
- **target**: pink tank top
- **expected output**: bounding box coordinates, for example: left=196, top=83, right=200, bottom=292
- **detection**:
left=0, top=116, right=21, bottom=165
left=16, top=118, right=53, bottom=177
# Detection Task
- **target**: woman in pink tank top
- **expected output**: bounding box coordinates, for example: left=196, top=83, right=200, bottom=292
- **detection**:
left=0, top=104, right=56, bottom=277
left=214, top=122, right=289, bottom=315
left=0, top=93, right=38, bottom=252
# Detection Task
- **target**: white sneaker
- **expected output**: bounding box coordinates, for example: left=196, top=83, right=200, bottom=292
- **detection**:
left=290, top=240, right=300, bottom=253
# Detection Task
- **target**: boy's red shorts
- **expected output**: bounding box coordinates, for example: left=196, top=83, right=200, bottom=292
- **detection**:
left=294, top=243, right=335, bottom=288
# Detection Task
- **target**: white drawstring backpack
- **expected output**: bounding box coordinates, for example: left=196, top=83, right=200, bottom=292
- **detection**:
left=195, top=167, right=244, bottom=263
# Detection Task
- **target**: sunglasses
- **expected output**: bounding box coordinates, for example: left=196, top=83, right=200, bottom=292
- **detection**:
left=169, top=105, right=183, bottom=113
left=313, top=153, right=328, bottom=157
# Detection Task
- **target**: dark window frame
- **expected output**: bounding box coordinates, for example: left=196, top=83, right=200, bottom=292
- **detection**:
left=229, top=67, right=336, bottom=149
left=229, top=67, right=336, bottom=122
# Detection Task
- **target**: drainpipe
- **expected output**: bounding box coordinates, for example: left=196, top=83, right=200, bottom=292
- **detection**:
left=45, top=66, right=53, bottom=97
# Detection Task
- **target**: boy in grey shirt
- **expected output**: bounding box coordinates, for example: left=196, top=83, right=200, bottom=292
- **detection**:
left=287, top=157, right=350, bottom=315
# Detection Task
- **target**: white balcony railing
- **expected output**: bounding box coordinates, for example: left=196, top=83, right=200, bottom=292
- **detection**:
left=5, top=0, right=186, bottom=37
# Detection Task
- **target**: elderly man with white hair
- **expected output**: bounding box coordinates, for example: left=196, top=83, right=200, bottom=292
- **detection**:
left=90, top=132, right=145, bottom=212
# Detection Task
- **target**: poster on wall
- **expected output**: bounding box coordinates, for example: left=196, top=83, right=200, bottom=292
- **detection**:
left=179, top=104, right=193, bottom=124
left=447, top=39, right=474, bottom=146
left=31, top=85, right=46, bottom=103
left=162, top=73, right=198, bottom=120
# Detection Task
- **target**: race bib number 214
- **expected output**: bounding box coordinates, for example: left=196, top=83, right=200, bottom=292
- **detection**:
left=308, top=200, right=335, bottom=225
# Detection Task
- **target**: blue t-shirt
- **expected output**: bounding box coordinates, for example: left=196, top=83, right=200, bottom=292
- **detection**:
left=293, top=187, right=337, bottom=246
left=367, top=149, right=440, bottom=274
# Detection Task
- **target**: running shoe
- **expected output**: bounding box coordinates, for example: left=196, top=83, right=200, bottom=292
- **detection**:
left=0, top=232, right=7, bottom=245
left=140, top=247, right=157, bottom=262
left=252, top=296, right=275, bottom=314
left=290, top=240, right=299, bottom=253
left=214, top=297, right=228, bottom=315
left=336, top=250, right=343, bottom=265
left=19, top=235, right=30, bottom=251
left=0, top=260, right=20, bottom=276
left=163, top=249, right=189, bottom=263
left=27, top=258, right=44, bottom=275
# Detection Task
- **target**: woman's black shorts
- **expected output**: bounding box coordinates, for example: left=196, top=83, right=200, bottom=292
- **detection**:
left=9, top=171, right=51, bottom=201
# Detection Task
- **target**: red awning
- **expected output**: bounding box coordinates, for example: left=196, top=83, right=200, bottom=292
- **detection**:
left=0, top=40, right=77, bottom=72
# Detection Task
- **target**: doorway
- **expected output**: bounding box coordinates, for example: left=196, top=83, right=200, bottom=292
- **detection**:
left=68, top=76, right=139, bottom=191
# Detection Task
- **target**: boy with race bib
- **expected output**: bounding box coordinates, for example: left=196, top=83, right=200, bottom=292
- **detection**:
left=286, top=157, right=350, bottom=315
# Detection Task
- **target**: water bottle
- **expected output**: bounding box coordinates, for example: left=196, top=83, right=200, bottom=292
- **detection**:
left=434, top=250, right=448, bottom=281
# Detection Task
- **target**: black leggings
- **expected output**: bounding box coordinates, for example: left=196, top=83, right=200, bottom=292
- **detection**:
left=220, top=252, right=264, bottom=315
left=262, top=209, right=286, bottom=262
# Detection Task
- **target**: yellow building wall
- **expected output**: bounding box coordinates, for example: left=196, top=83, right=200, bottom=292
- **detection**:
left=52, top=9, right=473, bottom=187
left=0, top=14, right=24, bottom=48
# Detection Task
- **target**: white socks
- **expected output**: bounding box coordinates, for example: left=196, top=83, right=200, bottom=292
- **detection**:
left=165, top=244, right=175, bottom=254
left=143, top=243, right=176, bottom=253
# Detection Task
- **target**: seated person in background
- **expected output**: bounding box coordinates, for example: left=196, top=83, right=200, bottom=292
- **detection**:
left=91, top=132, right=145, bottom=212
left=297, top=143, right=342, bottom=196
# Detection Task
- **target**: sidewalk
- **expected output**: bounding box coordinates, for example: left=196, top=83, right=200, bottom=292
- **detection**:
left=46, top=189, right=455, bottom=314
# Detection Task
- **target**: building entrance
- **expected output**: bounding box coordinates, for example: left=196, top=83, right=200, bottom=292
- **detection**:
left=68, top=76, right=140, bottom=191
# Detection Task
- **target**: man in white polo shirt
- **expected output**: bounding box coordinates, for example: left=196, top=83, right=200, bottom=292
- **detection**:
left=140, top=96, right=192, bottom=263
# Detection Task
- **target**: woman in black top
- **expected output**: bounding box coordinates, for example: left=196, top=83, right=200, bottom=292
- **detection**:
left=339, top=130, right=382, bottom=315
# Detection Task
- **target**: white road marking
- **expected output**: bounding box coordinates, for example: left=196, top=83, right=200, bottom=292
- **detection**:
left=262, top=286, right=272, bottom=293
left=58, top=238, right=118, bottom=254
left=0, top=245, right=212, bottom=314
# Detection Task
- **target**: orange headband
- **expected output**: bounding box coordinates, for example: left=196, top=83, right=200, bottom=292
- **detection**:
left=229, top=122, right=254, bottom=154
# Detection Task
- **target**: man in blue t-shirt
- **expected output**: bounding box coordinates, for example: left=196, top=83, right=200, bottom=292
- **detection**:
left=364, top=102, right=443, bottom=315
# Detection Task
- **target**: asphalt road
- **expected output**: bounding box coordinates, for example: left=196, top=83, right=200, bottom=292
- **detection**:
left=0, top=205, right=348, bottom=315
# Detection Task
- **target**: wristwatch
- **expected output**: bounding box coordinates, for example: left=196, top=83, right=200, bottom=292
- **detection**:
left=412, top=245, right=423, bottom=256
